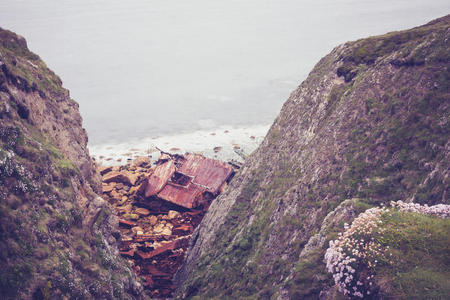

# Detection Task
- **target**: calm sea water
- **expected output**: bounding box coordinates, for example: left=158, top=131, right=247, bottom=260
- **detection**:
left=1, top=0, right=449, bottom=146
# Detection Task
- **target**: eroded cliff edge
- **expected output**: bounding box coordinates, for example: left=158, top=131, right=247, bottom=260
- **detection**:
left=0, top=28, right=143, bottom=299
left=175, top=16, right=450, bottom=299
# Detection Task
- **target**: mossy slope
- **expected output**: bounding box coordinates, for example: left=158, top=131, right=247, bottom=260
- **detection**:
left=176, top=15, right=450, bottom=299
left=0, top=28, right=143, bottom=299
left=374, top=211, right=450, bottom=299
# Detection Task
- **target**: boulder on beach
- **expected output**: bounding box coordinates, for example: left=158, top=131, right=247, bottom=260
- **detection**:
left=133, top=156, right=151, bottom=167
left=103, top=170, right=138, bottom=185
left=98, top=165, right=113, bottom=175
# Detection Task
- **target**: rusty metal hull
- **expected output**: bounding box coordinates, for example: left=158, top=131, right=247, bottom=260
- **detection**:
left=143, top=153, right=235, bottom=209
left=145, top=160, right=176, bottom=197
left=157, top=182, right=204, bottom=209
left=178, top=153, right=234, bottom=195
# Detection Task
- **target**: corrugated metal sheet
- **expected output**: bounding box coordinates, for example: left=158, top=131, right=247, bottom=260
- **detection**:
left=144, top=153, right=234, bottom=209
left=177, top=153, right=234, bottom=194
left=145, top=160, right=176, bottom=197
left=157, top=182, right=205, bottom=209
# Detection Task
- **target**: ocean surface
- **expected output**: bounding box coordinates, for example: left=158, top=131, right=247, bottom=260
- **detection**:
left=1, top=0, right=449, bottom=162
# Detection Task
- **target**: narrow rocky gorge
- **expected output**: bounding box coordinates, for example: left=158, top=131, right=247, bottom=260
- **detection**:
left=98, top=153, right=235, bottom=298
left=1, top=13, right=449, bottom=300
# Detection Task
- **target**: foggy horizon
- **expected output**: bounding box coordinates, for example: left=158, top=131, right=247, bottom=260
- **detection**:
left=1, top=0, right=449, bottom=145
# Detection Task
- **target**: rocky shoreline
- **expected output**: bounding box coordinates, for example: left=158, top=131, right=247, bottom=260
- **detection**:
left=90, top=125, right=269, bottom=166
left=98, top=153, right=236, bottom=298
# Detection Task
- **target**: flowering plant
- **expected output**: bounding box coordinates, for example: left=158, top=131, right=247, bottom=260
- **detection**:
left=324, top=201, right=450, bottom=298
left=0, top=149, right=37, bottom=193
left=390, top=200, right=449, bottom=219
left=324, top=206, right=390, bottom=297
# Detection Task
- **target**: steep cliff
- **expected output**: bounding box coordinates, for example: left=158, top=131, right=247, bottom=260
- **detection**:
left=175, top=16, right=450, bottom=299
left=0, top=28, right=143, bottom=299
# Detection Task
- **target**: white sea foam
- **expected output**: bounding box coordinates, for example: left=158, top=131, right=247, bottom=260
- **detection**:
left=89, top=124, right=270, bottom=165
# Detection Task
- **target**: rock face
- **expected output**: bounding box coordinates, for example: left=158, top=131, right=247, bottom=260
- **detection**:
left=0, top=28, right=142, bottom=299
left=175, top=16, right=450, bottom=299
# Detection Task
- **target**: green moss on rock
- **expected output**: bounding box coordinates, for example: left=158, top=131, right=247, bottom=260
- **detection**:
left=374, top=211, right=450, bottom=299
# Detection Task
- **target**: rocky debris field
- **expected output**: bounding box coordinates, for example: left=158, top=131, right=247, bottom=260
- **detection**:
left=99, top=154, right=234, bottom=298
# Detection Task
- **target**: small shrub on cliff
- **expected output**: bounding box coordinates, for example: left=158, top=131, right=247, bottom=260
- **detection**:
left=324, top=206, right=391, bottom=297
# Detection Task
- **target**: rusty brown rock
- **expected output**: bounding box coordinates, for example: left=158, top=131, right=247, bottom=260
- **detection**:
left=148, top=215, right=158, bottom=226
left=98, top=165, right=113, bottom=175
left=110, top=190, right=121, bottom=199
left=121, top=235, right=133, bottom=242
left=123, top=213, right=140, bottom=220
left=172, top=224, right=194, bottom=235
left=161, top=227, right=172, bottom=236
left=102, top=184, right=114, bottom=193
left=117, top=204, right=133, bottom=214
left=132, top=226, right=144, bottom=235
left=133, top=156, right=151, bottom=167
left=119, top=219, right=136, bottom=227
left=134, top=234, right=161, bottom=243
left=120, top=249, right=135, bottom=257
left=136, top=207, right=150, bottom=216
left=153, top=223, right=165, bottom=234
left=128, top=173, right=137, bottom=184
left=146, top=265, right=170, bottom=277
left=168, top=210, right=181, bottom=219
left=103, top=171, right=138, bottom=185
left=137, top=180, right=148, bottom=196
left=136, top=237, right=189, bottom=260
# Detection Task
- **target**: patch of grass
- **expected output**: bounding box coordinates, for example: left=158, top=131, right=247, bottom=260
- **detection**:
left=0, top=29, right=39, bottom=61
left=289, top=250, right=332, bottom=300
left=0, top=204, right=36, bottom=299
left=0, top=29, right=64, bottom=96
left=374, top=211, right=450, bottom=299
left=58, top=158, right=79, bottom=177
left=335, top=64, right=449, bottom=206
left=336, top=64, right=358, bottom=82
left=324, top=84, right=348, bottom=118
left=337, top=21, right=447, bottom=82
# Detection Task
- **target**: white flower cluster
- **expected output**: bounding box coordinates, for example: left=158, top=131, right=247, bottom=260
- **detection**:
left=324, top=207, right=391, bottom=298
left=0, top=150, right=15, bottom=178
left=0, top=126, right=21, bottom=149
left=391, top=200, right=450, bottom=219
left=0, top=150, right=37, bottom=193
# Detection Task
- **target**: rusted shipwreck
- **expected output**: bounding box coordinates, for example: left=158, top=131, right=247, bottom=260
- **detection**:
left=140, top=152, right=235, bottom=209
left=102, top=152, right=236, bottom=298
